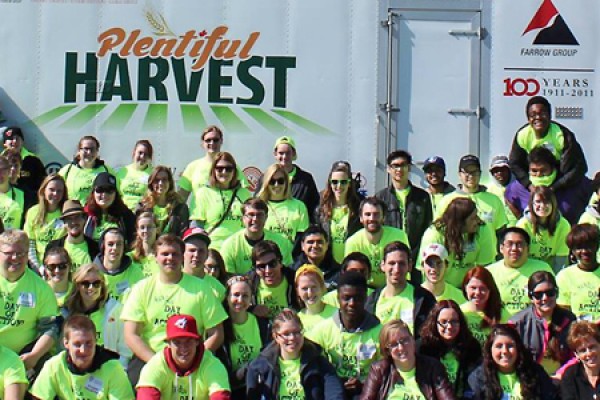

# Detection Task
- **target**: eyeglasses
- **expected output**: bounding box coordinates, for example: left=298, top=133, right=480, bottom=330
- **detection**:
left=79, top=280, right=103, bottom=289
left=269, top=178, right=286, bottom=186
left=255, top=259, right=280, bottom=271
left=46, top=263, right=69, bottom=271
left=437, top=320, right=460, bottom=329
left=95, top=187, right=115, bottom=194
left=0, top=250, right=26, bottom=258
left=330, top=179, right=350, bottom=186
left=389, top=163, right=410, bottom=171
left=276, top=330, right=303, bottom=340
left=215, top=166, right=234, bottom=173
left=459, top=169, right=481, bottom=177
left=530, top=288, right=557, bottom=300
left=203, top=137, right=221, bottom=144
left=386, top=337, right=412, bottom=350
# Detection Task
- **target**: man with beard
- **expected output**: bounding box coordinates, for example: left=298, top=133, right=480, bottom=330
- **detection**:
left=345, top=197, right=409, bottom=288
left=30, top=315, right=132, bottom=399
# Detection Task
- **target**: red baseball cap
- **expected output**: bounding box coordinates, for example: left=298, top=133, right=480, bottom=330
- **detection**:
left=182, top=227, right=211, bottom=246
left=166, top=314, right=200, bottom=341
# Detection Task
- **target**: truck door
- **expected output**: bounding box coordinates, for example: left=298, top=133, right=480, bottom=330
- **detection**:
left=382, top=9, right=483, bottom=185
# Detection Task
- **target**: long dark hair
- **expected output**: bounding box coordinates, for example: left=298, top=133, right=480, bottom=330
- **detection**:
left=482, top=324, right=539, bottom=400
left=85, top=181, right=130, bottom=221
left=528, top=186, right=559, bottom=236
left=434, top=198, right=480, bottom=259
left=139, top=166, right=184, bottom=221
left=319, top=161, right=360, bottom=223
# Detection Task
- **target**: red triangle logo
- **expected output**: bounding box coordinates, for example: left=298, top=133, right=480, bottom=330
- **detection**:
left=523, top=0, right=559, bottom=35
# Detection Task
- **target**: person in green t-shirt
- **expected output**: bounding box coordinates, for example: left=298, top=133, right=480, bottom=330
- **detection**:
left=487, top=155, right=519, bottom=226
left=129, top=211, right=159, bottom=278
left=322, top=251, right=373, bottom=308
left=467, top=324, right=556, bottom=400
left=182, top=227, right=226, bottom=300
left=136, top=314, right=232, bottom=400
left=30, top=314, right=133, bottom=400
left=0, top=344, right=27, bottom=400
left=24, top=174, right=68, bottom=273
left=420, top=243, right=467, bottom=304
left=116, top=139, right=153, bottom=211
left=205, top=248, right=229, bottom=288
left=0, top=155, right=23, bottom=229
left=2, top=126, right=47, bottom=194
left=43, top=247, right=73, bottom=309
left=422, top=156, right=456, bottom=215
left=295, top=264, right=338, bottom=336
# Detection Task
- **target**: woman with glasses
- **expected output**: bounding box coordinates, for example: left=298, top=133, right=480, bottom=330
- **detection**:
left=560, top=321, right=600, bottom=398
left=218, top=275, right=270, bottom=399
left=295, top=264, right=337, bottom=335
left=129, top=211, right=159, bottom=277
left=116, top=139, right=153, bottom=210
left=467, top=324, right=556, bottom=400
left=24, top=174, right=68, bottom=273
left=361, top=319, right=455, bottom=399
left=247, top=308, right=344, bottom=400
left=43, top=247, right=73, bottom=309
left=63, top=263, right=130, bottom=367
left=59, top=135, right=114, bottom=204
left=83, top=172, right=136, bottom=243
left=257, top=164, right=309, bottom=246
left=316, top=161, right=361, bottom=263
left=516, top=186, right=570, bottom=272
left=190, top=152, right=251, bottom=249
left=509, top=271, right=575, bottom=377
left=419, top=300, right=481, bottom=398
left=417, top=197, right=496, bottom=288
left=205, top=248, right=229, bottom=287
left=137, top=165, right=189, bottom=237
left=461, top=266, right=510, bottom=346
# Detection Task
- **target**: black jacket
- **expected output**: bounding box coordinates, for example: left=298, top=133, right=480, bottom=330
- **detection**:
left=246, top=339, right=344, bottom=400
left=19, top=151, right=47, bottom=194
left=509, top=121, right=587, bottom=191
left=375, top=182, right=433, bottom=258
left=364, top=284, right=436, bottom=340
left=560, top=361, right=600, bottom=400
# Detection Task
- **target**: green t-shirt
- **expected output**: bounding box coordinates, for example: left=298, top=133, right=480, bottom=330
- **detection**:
left=345, top=226, right=410, bottom=288
left=0, top=190, right=22, bottom=229
left=64, top=240, right=93, bottom=272
left=417, top=223, right=496, bottom=288
left=556, top=264, right=600, bottom=321
left=298, top=304, right=338, bottom=336
left=103, top=263, right=145, bottom=303
left=55, top=282, right=73, bottom=308
left=0, top=345, right=27, bottom=395
left=116, top=163, right=152, bottom=210
left=423, top=283, right=467, bottom=304
left=487, top=182, right=518, bottom=227
left=430, top=192, right=446, bottom=215
left=394, top=186, right=411, bottom=231
left=375, top=285, right=415, bottom=329
left=387, top=368, right=425, bottom=400
left=121, top=274, right=228, bottom=352
left=24, top=205, right=66, bottom=260
left=192, top=186, right=251, bottom=250
left=91, top=218, right=119, bottom=241
left=441, top=351, right=460, bottom=387
left=130, top=253, right=160, bottom=278
left=306, top=316, right=381, bottom=381
left=265, top=199, right=310, bottom=244
left=330, top=206, right=350, bottom=264
left=461, top=306, right=511, bottom=346
left=516, top=122, right=564, bottom=160
left=257, top=279, right=289, bottom=319
left=487, top=258, right=554, bottom=316
left=436, top=190, right=508, bottom=230
left=59, top=163, right=114, bottom=205
left=220, top=230, right=293, bottom=274
left=137, top=348, right=230, bottom=399
left=279, top=357, right=306, bottom=400
left=516, top=216, right=570, bottom=263
left=230, top=313, right=263, bottom=371
left=0, top=268, right=59, bottom=353
left=498, top=371, right=523, bottom=400
left=31, top=351, right=133, bottom=400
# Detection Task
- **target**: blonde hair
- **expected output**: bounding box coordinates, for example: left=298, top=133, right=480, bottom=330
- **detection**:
left=257, top=164, right=291, bottom=201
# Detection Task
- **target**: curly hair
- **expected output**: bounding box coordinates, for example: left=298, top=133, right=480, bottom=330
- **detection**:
left=434, top=198, right=480, bottom=260
left=318, top=161, right=360, bottom=225
left=482, top=324, right=539, bottom=400
left=462, top=266, right=503, bottom=328
left=419, top=300, right=481, bottom=395
left=528, top=186, right=559, bottom=236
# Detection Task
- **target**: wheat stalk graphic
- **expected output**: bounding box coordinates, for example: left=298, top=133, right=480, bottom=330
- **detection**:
left=144, top=8, right=176, bottom=37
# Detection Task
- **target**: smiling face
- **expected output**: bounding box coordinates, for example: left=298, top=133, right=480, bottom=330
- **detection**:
left=156, top=243, right=183, bottom=277
left=423, top=255, right=446, bottom=285
left=274, top=320, right=304, bottom=359
left=527, top=103, right=551, bottom=137
left=387, top=156, right=410, bottom=187
left=425, top=165, right=445, bottom=187
left=254, top=252, right=283, bottom=287
left=227, top=281, right=252, bottom=314
left=151, top=170, right=170, bottom=196
left=93, top=186, right=116, bottom=210
left=0, top=242, right=28, bottom=281
left=459, top=165, right=481, bottom=192
left=491, top=166, right=511, bottom=186
left=102, top=231, right=124, bottom=266
left=360, top=203, right=383, bottom=234
left=530, top=281, right=557, bottom=317
left=274, top=144, right=295, bottom=170
left=532, top=193, right=552, bottom=219
left=133, top=143, right=151, bottom=168
left=183, top=238, right=208, bottom=270
left=64, top=213, right=86, bottom=238
left=168, top=337, right=200, bottom=370
left=491, top=334, right=518, bottom=373
left=77, top=270, right=103, bottom=305
left=202, top=130, right=222, bottom=154
left=45, top=179, right=66, bottom=210
left=381, top=250, right=410, bottom=288
left=330, top=171, right=350, bottom=202
left=268, top=171, right=287, bottom=200
left=575, top=337, right=600, bottom=371
left=78, top=139, right=99, bottom=166
left=64, top=329, right=96, bottom=371
left=45, top=253, right=70, bottom=284
left=296, top=274, right=324, bottom=307
left=388, top=326, right=416, bottom=371
left=243, top=206, right=267, bottom=235
left=437, top=308, right=461, bottom=343
left=465, top=277, right=490, bottom=309
left=500, top=232, right=529, bottom=268
left=301, top=234, right=328, bottom=264
left=214, top=160, right=235, bottom=188
left=3, top=133, right=22, bottom=152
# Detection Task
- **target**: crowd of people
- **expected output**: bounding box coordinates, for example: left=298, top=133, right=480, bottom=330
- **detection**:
left=2, top=95, right=600, bottom=399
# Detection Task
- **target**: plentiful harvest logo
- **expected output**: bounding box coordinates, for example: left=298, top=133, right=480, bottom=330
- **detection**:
left=31, top=8, right=333, bottom=136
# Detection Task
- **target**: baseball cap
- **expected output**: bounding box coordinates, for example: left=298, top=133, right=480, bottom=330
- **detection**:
left=182, top=227, right=211, bottom=246
left=422, top=243, right=448, bottom=261
left=274, top=136, right=297, bottom=160
left=458, top=155, right=481, bottom=171
left=423, top=156, right=446, bottom=172
left=61, top=200, right=86, bottom=219
left=3, top=127, right=24, bottom=143
left=93, top=172, right=117, bottom=190
left=489, top=155, right=510, bottom=171
left=166, top=314, right=200, bottom=341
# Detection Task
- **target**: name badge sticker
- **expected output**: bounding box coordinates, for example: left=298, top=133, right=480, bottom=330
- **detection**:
left=85, top=376, right=104, bottom=394
left=17, top=292, right=35, bottom=308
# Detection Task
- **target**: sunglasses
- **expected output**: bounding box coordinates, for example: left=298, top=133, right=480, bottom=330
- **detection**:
left=255, top=259, right=280, bottom=270
left=46, top=263, right=69, bottom=271
left=215, top=165, right=234, bottom=173
left=95, top=187, right=115, bottom=194
left=530, top=288, right=557, bottom=300
left=269, top=178, right=286, bottom=186
left=79, top=280, right=103, bottom=289
left=330, top=179, right=350, bottom=186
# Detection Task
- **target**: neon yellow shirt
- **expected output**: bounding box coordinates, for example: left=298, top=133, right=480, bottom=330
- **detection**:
left=516, top=216, right=570, bottom=263
left=230, top=313, right=263, bottom=371
left=498, top=372, right=523, bottom=400
left=417, top=223, right=496, bottom=288
left=461, top=306, right=510, bottom=346
left=298, top=304, right=338, bottom=336
left=279, top=357, right=305, bottom=400
left=387, top=368, right=425, bottom=400
left=130, top=254, right=160, bottom=278
left=375, top=285, right=415, bottom=329
left=487, top=258, right=554, bottom=316
left=24, top=205, right=66, bottom=260
left=436, top=190, right=508, bottom=231
left=91, top=218, right=119, bottom=241
left=394, top=186, right=411, bottom=231
left=220, top=230, right=293, bottom=275
left=59, top=163, right=115, bottom=204
left=265, top=199, right=310, bottom=244
left=516, top=122, right=564, bottom=160
left=137, top=348, right=230, bottom=399
left=330, top=206, right=350, bottom=263
left=103, top=263, right=145, bottom=303
left=116, top=163, right=152, bottom=210
left=121, top=274, right=228, bottom=352
left=0, top=268, right=58, bottom=353
left=487, top=182, right=518, bottom=227
left=423, top=283, right=467, bottom=304
left=0, top=191, right=22, bottom=229
left=64, top=240, right=93, bottom=272
left=345, top=226, right=410, bottom=288
left=556, top=264, right=600, bottom=321
left=257, top=279, right=289, bottom=319
left=0, top=345, right=27, bottom=396
left=31, top=351, right=133, bottom=399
